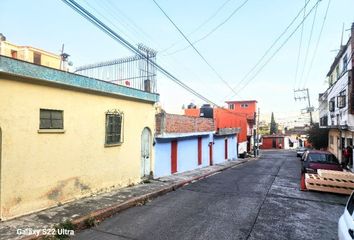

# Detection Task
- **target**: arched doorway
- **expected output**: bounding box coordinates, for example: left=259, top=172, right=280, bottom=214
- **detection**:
left=141, top=127, right=152, bottom=178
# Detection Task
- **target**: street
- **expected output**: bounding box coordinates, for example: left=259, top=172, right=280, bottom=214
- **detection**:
left=74, top=150, right=347, bottom=240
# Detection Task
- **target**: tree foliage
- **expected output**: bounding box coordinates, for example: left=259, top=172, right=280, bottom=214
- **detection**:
left=270, top=112, right=277, bottom=134
left=307, top=123, right=329, bottom=149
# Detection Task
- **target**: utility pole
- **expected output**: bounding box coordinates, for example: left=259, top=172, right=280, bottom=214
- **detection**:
left=294, top=88, right=314, bottom=125
left=253, top=108, right=261, bottom=157
left=256, top=108, right=260, bottom=156
left=306, top=88, right=313, bottom=125
left=59, top=44, right=64, bottom=70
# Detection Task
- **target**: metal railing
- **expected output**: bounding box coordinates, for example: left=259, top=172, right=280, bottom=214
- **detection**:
left=75, top=44, right=157, bottom=93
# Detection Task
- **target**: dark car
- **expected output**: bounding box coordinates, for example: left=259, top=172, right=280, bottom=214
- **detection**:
left=301, top=150, right=343, bottom=174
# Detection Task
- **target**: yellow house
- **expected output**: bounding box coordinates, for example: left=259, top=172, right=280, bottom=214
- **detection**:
left=0, top=55, right=159, bottom=220
left=0, top=34, right=62, bottom=70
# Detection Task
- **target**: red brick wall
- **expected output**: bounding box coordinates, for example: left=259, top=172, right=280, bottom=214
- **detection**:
left=184, top=107, right=250, bottom=142
left=156, top=113, right=214, bottom=134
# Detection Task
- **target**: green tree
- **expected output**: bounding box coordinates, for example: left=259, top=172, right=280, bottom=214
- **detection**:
left=270, top=112, right=277, bottom=134
left=307, top=123, right=329, bottom=149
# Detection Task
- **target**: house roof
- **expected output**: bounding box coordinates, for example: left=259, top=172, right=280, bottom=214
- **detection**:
left=225, top=100, right=257, bottom=104
left=262, top=134, right=287, bottom=138
left=156, top=112, right=215, bottom=135
left=0, top=55, right=159, bottom=103
left=155, top=131, right=215, bottom=139
left=326, top=37, right=351, bottom=77
left=215, top=127, right=240, bottom=136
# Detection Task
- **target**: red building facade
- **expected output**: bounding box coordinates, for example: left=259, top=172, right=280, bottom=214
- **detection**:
left=185, top=100, right=257, bottom=154
left=261, top=135, right=285, bottom=149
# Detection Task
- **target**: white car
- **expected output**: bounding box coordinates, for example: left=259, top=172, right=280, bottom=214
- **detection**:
left=296, top=147, right=308, bottom=157
left=338, top=191, right=354, bottom=240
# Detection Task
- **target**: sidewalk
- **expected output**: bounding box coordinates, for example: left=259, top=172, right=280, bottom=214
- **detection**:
left=0, top=158, right=257, bottom=240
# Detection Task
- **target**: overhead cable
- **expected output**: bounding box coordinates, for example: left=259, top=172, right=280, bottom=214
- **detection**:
left=164, top=0, right=250, bottom=56
left=228, top=0, right=312, bottom=97
left=152, top=0, right=242, bottom=98
left=230, top=0, right=322, bottom=96
left=61, top=0, right=219, bottom=106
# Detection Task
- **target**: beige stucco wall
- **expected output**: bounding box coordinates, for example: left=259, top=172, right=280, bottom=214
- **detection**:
left=0, top=41, right=61, bottom=69
left=0, top=75, right=155, bottom=220
left=328, top=128, right=354, bottom=163
left=328, top=129, right=340, bottom=160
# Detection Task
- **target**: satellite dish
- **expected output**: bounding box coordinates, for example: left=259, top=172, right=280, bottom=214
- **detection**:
left=68, top=61, right=73, bottom=66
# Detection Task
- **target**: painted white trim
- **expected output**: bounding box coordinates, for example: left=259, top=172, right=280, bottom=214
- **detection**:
left=155, top=131, right=215, bottom=139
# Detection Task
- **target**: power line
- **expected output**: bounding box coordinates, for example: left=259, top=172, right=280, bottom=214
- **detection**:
left=96, top=0, right=224, bottom=103
left=164, top=0, right=250, bottom=56
left=293, top=0, right=308, bottom=89
left=230, top=0, right=322, bottom=96
left=227, top=0, right=312, bottom=97
left=298, top=0, right=319, bottom=88
left=62, top=0, right=259, bottom=118
left=160, top=0, right=235, bottom=53
left=61, top=0, right=220, bottom=106
left=302, top=0, right=331, bottom=87
left=152, top=0, right=242, bottom=98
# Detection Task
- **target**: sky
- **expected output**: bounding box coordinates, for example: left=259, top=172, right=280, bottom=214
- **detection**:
left=1, top=0, right=354, bottom=125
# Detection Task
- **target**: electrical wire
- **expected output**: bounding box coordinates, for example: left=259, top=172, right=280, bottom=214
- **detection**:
left=103, top=0, right=159, bottom=49
left=293, top=0, right=308, bottom=90
left=95, top=0, right=224, bottom=104
left=231, top=0, right=322, bottom=96
left=61, top=0, right=220, bottom=106
left=302, top=0, right=331, bottom=88
left=163, top=0, right=250, bottom=56
left=227, top=0, right=312, bottom=97
left=62, top=0, right=253, bottom=118
left=152, top=0, right=242, bottom=98
left=298, top=0, right=319, bottom=88
left=160, top=0, right=235, bottom=53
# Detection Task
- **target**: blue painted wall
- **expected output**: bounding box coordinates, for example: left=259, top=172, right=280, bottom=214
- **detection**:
left=201, top=136, right=211, bottom=167
left=228, top=135, right=238, bottom=160
left=154, top=135, right=212, bottom=178
left=177, top=138, right=198, bottom=173
left=154, top=141, right=171, bottom=178
left=213, top=137, right=226, bottom=164
left=154, top=133, right=238, bottom=178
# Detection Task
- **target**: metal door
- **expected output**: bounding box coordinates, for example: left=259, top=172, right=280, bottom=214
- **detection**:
left=141, top=128, right=151, bottom=178
left=272, top=138, right=276, bottom=148
left=171, top=140, right=178, bottom=174
left=209, top=142, right=213, bottom=166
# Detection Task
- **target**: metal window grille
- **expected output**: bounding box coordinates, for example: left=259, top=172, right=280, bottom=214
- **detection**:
left=329, top=98, right=335, bottom=112
left=75, top=44, right=157, bottom=93
left=343, top=54, right=348, bottom=73
left=40, top=109, right=63, bottom=129
left=337, top=91, right=346, bottom=108
left=105, top=110, right=123, bottom=145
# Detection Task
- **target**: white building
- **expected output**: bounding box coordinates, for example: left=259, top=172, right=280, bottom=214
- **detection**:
left=319, top=23, right=353, bottom=166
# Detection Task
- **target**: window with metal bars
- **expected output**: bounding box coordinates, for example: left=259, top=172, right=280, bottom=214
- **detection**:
left=105, top=110, right=123, bottom=145
left=40, top=109, right=63, bottom=129
left=337, top=90, right=346, bottom=109
left=329, top=98, right=335, bottom=112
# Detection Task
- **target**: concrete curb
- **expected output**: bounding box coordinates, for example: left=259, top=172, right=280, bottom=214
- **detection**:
left=21, top=158, right=256, bottom=240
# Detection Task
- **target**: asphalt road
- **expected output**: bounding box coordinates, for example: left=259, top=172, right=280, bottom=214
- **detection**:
left=73, top=150, right=348, bottom=240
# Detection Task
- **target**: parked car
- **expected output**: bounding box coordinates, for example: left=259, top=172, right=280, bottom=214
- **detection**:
left=338, top=191, right=354, bottom=240
left=296, top=147, right=308, bottom=157
left=301, top=150, right=342, bottom=174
